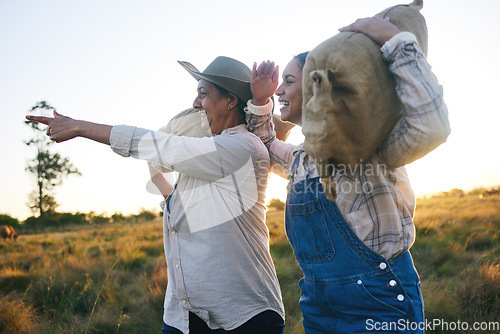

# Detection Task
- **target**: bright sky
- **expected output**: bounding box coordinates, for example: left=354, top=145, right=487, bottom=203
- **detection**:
left=1, top=0, right=499, bottom=221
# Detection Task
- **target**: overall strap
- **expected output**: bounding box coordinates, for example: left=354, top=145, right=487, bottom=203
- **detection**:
left=287, top=149, right=303, bottom=185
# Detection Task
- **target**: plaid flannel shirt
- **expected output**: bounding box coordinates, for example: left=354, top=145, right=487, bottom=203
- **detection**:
left=246, top=32, right=450, bottom=259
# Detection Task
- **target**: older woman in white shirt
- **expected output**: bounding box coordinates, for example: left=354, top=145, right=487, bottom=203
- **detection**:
left=26, top=56, right=285, bottom=334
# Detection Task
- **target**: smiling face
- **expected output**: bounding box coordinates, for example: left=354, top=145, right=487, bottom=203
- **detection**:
left=276, top=58, right=304, bottom=126
left=192, top=79, right=235, bottom=135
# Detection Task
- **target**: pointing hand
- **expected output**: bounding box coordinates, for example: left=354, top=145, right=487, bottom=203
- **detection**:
left=26, top=110, right=79, bottom=143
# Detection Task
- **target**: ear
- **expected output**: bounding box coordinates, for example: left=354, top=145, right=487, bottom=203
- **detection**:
left=227, top=92, right=239, bottom=110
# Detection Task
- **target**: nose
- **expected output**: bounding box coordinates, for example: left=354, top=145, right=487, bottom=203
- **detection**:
left=276, top=82, right=284, bottom=96
left=193, top=96, right=201, bottom=110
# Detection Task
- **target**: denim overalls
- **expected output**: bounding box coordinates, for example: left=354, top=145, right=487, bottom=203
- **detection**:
left=285, top=152, right=424, bottom=333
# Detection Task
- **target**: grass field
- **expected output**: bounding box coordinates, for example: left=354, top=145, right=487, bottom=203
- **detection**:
left=0, top=189, right=499, bottom=333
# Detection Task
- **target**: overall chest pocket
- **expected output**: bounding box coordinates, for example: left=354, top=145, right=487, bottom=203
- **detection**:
left=286, top=199, right=335, bottom=264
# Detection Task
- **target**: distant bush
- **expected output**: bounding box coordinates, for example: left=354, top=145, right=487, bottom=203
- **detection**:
left=87, top=211, right=111, bottom=225
left=461, top=186, right=500, bottom=198
left=56, top=212, right=88, bottom=225
left=111, top=212, right=126, bottom=223
left=20, top=209, right=161, bottom=231
left=0, top=214, right=20, bottom=229
left=267, top=198, right=285, bottom=211
left=133, top=209, right=158, bottom=222
left=23, top=212, right=88, bottom=229
left=23, top=216, right=47, bottom=229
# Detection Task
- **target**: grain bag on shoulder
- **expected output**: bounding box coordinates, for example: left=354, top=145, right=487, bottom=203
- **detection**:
left=301, top=0, right=427, bottom=200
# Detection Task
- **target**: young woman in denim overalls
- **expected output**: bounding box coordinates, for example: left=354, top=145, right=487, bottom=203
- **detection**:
left=247, top=17, right=450, bottom=333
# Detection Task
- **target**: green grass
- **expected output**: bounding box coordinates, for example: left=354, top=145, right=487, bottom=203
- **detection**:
left=0, top=220, right=167, bottom=333
left=409, top=191, right=500, bottom=333
left=0, top=190, right=499, bottom=333
left=266, top=191, right=500, bottom=333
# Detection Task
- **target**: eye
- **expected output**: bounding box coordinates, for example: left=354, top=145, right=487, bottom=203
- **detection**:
left=310, top=71, right=323, bottom=86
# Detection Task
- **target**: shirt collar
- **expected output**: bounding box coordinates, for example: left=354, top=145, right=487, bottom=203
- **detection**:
left=220, top=124, right=247, bottom=135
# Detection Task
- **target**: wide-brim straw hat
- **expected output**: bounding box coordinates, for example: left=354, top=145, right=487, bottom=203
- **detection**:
left=178, top=56, right=252, bottom=103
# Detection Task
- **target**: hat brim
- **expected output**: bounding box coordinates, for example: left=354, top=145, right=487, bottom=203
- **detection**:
left=178, top=60, right=252, bottom=103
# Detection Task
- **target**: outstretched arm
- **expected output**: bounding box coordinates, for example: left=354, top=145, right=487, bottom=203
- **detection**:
left=26, top=111, right=112, bottom=145
left=26, top=110, right=269, bottom=183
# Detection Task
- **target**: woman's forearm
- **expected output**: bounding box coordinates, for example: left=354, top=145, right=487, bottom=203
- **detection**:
left=148, top=163, right=174, bottom=199
left=26, top=111, right=112, bottom=145
left=76, top=120, right=112, bottom=145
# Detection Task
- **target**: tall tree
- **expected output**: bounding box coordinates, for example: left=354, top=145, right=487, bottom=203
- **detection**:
left=24, top=101, right=81, bottom=222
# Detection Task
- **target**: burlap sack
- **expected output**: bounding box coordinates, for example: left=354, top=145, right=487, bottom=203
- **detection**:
left=149, top=108, right=209, bottom=174
left=160, top=108, right=209, bottom=138
left=301, top=0, right=427, bottom=199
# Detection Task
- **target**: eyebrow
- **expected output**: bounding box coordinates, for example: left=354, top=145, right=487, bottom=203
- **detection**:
left=284, top=74, right=297, bottom=80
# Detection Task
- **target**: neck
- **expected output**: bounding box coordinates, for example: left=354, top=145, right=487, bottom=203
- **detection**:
left=212, top=109, right=242, bottom=135
left=290, top=118, right=302, bottom=127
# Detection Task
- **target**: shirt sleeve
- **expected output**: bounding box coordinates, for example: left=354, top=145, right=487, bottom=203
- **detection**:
left=110, top=125, right=260, bottom=182
left=376, top=32, right=451, bottom=169
left=246, top=100, right=300, bottom=178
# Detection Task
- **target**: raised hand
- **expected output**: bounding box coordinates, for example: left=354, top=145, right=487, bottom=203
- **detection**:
left=251, top=60, right=279, bottom=106
left=339, top=17, right=400, bottom=46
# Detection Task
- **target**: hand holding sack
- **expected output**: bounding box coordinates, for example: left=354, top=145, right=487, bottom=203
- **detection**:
left=301, top=0, right=428, bottom=200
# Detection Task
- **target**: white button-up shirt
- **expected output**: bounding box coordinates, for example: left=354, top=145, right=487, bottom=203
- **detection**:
left=110, top=123, right=284, bottom=333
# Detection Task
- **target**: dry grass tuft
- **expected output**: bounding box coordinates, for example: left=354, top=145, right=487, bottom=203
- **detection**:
left=0, top=293, right=41, bottom=334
